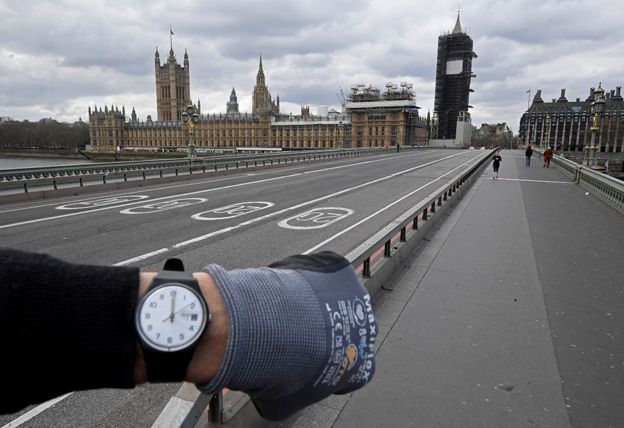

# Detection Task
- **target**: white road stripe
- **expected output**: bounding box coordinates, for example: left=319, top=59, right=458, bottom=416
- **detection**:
left=171, top=153, right=467, bottom=249
left=484, top=177, right=572, bottom=184
left=113, top=152, right=468, bottom=264
left=113, top=248, right=170, bottom=266
left=1, top=393, right=73, bottom=428
left=0, top=155, right=419, bottom=230
left=0, top=152, right=413, bottom=214
left=303, top=155, right=482, bottom=254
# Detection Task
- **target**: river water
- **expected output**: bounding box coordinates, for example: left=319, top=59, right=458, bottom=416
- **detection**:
left=0, top=157, right=96, bottom=170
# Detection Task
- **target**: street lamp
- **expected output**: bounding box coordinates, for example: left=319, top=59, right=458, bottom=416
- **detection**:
left=181, top=104, right=199, bottom=158
left=544, top=114, right=551, bottom=150
left=584, top=83, right=605, bottom=167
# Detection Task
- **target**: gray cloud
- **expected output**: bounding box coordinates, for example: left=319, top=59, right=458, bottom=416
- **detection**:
left=0, top=0, right=622, bottom=133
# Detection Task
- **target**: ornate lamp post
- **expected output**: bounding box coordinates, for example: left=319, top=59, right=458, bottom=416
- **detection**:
left=584, top=83, right=605, bottom=167
left=337, top=121, right=344, bottom=149
left=544, top=114, right=551, bottom=150
left=181, top=104, right=199, bottom=158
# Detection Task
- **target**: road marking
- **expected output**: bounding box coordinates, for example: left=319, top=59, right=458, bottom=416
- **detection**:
left=484, top=177, right=573, bottom=184
left=56, top=195, right=149, bottom=210
left=302, top=155, right=483, bottom=254
left=171, top=152, right=468, bottom=250
left=192, top=201, right=274, bottom=221
left=0, top=152, right=416, bottom=214
left=1, top=393, right=73, bottom=428
left=0, top=154, right=428, bottom=230
left=277, top=207, right=354, bottom=230
left=103, top=151, right=467, bottom=266
left=120, top=198, right=208, bottom=215
left=113, top=248, right=170, bottom=266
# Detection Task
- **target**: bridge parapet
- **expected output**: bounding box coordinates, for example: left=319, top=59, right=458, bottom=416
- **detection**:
left=536, top=148, right=624, bottom=215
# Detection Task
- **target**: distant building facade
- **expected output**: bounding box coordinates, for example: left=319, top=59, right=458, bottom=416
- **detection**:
left=345, top=83, right=426, bottom=147
left=473, top=122, right=513, bottom=148
left=89, top=46, right=427, bottom=152
left=433, top=13, right=477, bottom=140
left=519, top=86, right=624, bottom=153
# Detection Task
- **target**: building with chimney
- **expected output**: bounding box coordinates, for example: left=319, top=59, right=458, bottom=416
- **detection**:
left=519, top=85, right=624, bottom=153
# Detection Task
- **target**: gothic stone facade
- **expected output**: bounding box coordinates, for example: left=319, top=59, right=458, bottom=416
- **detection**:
left=519, top=86, right=624, bottom=153
left=89, top=48, right=426, bottom=152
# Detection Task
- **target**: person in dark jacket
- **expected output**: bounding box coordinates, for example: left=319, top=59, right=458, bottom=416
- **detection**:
left=525, top=144, right=533, bottom=167
left=492, top=152, right=502, bottom=179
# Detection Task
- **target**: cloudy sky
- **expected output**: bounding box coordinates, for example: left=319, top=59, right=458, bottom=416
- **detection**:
left=1, top=0, right=622, bottom=133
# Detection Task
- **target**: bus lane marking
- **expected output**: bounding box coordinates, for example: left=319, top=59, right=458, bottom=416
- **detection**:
left=56, top=195, right=149, bottom=210
left=302, top=154, right=484, bottom=254
left=192, top=202, right=274, bottom=221
left=277, top=207, right=354, bottom=230
left=0, top=152, right=463, bottom=230
left=120, top=198, right=208, bottom=215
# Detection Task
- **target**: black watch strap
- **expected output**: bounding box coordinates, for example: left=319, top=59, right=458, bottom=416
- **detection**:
left=144, top=348, right=194, bottom=383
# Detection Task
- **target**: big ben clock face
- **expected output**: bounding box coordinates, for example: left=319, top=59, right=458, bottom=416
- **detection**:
left=136, top=283, right=208, bottom=352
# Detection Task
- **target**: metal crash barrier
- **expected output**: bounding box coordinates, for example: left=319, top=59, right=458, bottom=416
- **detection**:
left=0, top=147, right=404, bottom=199
left=0, top=147, right=396, bottom=196
left=152, top=148, right=496, bottom=428
left=536, top=149, right=624, bottom=215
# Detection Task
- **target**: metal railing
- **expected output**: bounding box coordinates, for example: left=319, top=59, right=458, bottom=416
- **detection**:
left=536, top=149, right=624, bottom=215
left=0, top=147, right=391, bottom=194
left=155, top=148, right=496, bottom=428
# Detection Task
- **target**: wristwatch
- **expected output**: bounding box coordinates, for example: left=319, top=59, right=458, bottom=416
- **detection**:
left=135, top=258, right=210, bottom=382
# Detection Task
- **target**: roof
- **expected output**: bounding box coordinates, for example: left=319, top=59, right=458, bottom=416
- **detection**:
left=345, top=100, right=420, bottom=110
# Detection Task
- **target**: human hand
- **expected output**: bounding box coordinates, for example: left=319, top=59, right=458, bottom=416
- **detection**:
left=196, top=251, right=377, bottom=420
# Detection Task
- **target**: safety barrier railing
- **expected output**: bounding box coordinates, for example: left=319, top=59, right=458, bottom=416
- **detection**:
left=153, top=148, right=496, bottom=428
left=0, top=147, right=391, bottom=195
left=536, top=149, right=624, bottom=215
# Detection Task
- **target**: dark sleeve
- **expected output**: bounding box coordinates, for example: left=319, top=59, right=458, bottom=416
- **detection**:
left=0, top=248, right=140, bottom=414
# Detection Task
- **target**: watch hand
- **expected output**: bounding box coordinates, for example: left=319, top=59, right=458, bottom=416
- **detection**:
left=170, top=293, right=176, bottom=323
left=173, top=302, right=194, bottom=317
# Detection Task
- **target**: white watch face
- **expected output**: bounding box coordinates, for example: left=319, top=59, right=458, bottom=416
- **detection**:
left=137, top=283, right=207, bottom=352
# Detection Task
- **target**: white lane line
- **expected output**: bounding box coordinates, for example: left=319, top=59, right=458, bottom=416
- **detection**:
left=171, top=152, right=467, bottom=249
left=113, top=248, right=170, bottom=266
left=0, top=152, right=419, bottom=214
left=483, top=177, right=572, bottom=184
left=0, top=155, right=422, bottom=230
left=1, top=393, right=73, bottom=428
left=109, top=152, right=468, bottom=263
left=303, top=155, right=483, bottom=254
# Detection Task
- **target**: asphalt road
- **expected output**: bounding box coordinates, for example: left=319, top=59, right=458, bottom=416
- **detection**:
left=0, top=149, right=488, bottom=427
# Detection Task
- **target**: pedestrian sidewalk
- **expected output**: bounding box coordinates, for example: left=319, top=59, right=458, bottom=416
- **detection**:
left=294, top=150, right=624, bottom=427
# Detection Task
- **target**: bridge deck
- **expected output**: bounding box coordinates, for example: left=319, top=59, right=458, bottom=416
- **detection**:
left=297, top=150, right=624, bottom=427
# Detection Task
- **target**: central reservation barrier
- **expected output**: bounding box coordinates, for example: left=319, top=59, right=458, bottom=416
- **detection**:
left=0, top=148, right=391, bottom=199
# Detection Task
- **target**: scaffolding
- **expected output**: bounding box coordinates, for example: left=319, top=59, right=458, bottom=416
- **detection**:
left=433, top=30, right=477, bottom=139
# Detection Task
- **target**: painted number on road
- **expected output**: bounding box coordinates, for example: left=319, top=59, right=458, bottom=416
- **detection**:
left=56, top=195, right=149, bottom=210
left=192, top=201, right=274, bottom=221
left=119, top=198, right=208, bottom=214
left=277, top=207, right=354, bottom=230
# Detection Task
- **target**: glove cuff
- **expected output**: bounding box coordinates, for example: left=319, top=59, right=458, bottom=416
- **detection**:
left=197, top=264, right=326, bottom=396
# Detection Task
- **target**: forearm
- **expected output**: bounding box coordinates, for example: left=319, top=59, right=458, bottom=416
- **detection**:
left=0, top=248, right=139, bottom=414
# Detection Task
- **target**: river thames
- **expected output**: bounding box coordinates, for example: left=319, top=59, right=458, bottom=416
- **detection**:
left=0, top=157, right=95, bottom=170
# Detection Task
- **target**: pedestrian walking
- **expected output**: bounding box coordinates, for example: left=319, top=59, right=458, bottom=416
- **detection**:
left=525, top=144, right=533, bottom=167
left=543, top=146, right=553, bottom=168
left=492, top=152, right=502, bottom=179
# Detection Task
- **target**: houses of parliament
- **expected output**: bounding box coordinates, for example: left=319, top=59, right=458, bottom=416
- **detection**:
left=88, top=43, right=427, bottom=152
